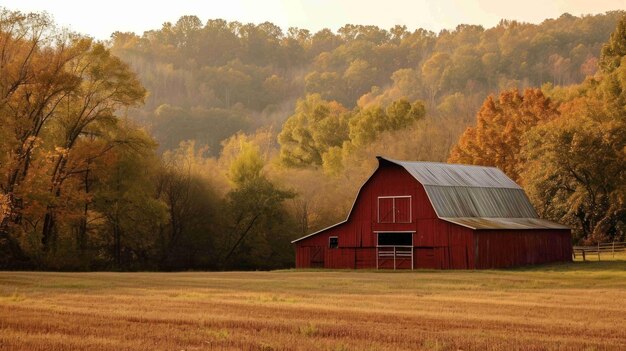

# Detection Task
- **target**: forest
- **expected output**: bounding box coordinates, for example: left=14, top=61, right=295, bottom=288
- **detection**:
left=0, top=8, right=625, bottom=270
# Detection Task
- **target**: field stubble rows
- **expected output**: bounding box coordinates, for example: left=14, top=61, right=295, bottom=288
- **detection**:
left=1, top=259, right=626, bottom=350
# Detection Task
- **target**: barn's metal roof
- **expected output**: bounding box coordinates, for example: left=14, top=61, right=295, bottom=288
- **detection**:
left=378, top=157, right=537, bottom=218
left=441, top=217, right=570, bottom=230
left=392, top=159, right=521, bottom=189
left=378, top=157, right=563, bottom=229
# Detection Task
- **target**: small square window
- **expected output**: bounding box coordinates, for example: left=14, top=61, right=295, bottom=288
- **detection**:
left=329, top=237, right=338, bottom=249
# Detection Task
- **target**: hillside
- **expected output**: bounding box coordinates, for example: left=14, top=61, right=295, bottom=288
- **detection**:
left=111, top=12, right=623, bottom=156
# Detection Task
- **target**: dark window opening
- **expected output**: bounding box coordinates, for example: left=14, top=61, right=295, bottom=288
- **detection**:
left=329, top=236, right=338, bottom=249
left=377, top=232, right=412, bottom=246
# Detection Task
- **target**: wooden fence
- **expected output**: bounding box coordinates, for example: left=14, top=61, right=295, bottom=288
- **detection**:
left=572, top=242, right=626, bottom=261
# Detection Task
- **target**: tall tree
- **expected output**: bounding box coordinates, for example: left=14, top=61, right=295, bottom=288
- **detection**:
left=522, top=96, right=626, bottom=243
left=156, top=142, right=219, bottom=269
left=221, top=140, right=295, bottom=269
left=448, top=88, right=559, bottom=183
left=40, top=40, right=146, bottom=251
left=0, top=10, right=83, bottom=264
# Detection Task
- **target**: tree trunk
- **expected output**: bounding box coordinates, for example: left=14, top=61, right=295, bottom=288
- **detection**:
left=41, top=207, right=56, bottom=251
left=0, top=215, right=29, bottom=268
left=77, top=168, right=91, bottom=252
left=113, top=219, right=121, bottom=268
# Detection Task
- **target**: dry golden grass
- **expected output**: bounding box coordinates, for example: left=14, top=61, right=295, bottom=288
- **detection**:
left=2, top=258, right=626, bottom=350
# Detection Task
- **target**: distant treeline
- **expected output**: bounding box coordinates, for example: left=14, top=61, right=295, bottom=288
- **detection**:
left=0, top=8, right=625, bottom=271
left=111, top=12, right=622, bottom=154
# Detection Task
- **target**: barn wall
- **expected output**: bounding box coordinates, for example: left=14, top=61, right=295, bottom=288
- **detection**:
left=294, top=223, right=354, bottom=268
left=473, top=229, right=572, bottom=269
left=414, top=219, right=475, bottom=269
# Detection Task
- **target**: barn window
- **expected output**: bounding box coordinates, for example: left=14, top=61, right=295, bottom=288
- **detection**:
left=377, top=196, right=412, bottom=223
left=377, top=232, right=413, bottom=246
left=328, top=236, right=338, bottom=249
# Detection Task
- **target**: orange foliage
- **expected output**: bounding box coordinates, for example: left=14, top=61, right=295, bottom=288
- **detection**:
left=448, top=88, right=559, bottom=183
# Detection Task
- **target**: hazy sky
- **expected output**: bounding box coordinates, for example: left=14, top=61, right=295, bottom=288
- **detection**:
left=4, top=0, right=626, bottom=39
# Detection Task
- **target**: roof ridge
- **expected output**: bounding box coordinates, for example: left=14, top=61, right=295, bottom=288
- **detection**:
left=376, top=156, right=501, bottom=170
left=420, top=184, right=522, bottom=190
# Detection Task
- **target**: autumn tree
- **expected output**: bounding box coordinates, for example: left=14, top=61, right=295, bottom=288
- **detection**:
left=448, top=88, right=559, bottom=183
left=421, top=52, right=451, bottom=103
left=0, top=9, right=152, bottom=268
left=522, top=98, right=626, bottom=243
left=92, top=128, right=166, bottom=269
left=0, top=10, right=88, bottom=265
left=39, top=40, right=146, bottom=251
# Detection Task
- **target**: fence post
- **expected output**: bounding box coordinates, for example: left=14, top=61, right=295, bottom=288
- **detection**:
left=598, top=242, right=601, bottom=261
left=613, top=241, right=616, bottom=258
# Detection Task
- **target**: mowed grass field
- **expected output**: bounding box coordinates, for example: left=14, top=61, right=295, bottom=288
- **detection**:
left=1, top=257, right=626, bottom=351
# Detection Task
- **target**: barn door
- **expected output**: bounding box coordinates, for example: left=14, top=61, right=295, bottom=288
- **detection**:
left=310, top=246, right=324, bottom=268
left=376, top=232, right=414, bottom=270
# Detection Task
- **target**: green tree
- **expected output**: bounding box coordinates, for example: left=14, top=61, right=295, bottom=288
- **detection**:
left=349, top=99, right=425, bottom=147
left=278, top=94, right=349, bottom=167
left=157, top=142, right=220, bottom=269
left=93, top=129, right=166, bottom=269
left=599, top=15, right=626, bottom=73
left=221, top=140, right=295, bottom=269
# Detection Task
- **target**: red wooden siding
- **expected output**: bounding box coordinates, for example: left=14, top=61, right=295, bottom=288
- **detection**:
left=473, top=229, right=572, bottom=268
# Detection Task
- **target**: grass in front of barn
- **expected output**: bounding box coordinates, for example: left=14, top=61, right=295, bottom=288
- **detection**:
left=1, top=258, right=626, bottom=351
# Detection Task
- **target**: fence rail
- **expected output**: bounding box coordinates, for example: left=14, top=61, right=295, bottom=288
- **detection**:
left=572, top=242, right=626, bottom=261
left=376, top=245, right=413, bottom=270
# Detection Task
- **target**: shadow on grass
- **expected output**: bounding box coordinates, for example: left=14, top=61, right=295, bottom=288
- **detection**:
left=509, top=259, right=626, bottom=272
left=283, top=259, right=626, bottom=274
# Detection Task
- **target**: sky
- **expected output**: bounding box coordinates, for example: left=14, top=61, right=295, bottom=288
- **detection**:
left=3, top=0, right=626, bottom=39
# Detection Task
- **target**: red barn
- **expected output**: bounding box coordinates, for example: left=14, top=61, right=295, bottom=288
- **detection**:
left=292, top=156, right=572, bottom=269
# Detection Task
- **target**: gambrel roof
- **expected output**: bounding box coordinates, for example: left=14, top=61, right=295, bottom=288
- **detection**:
left=378, top=157, right=568, bottom=230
